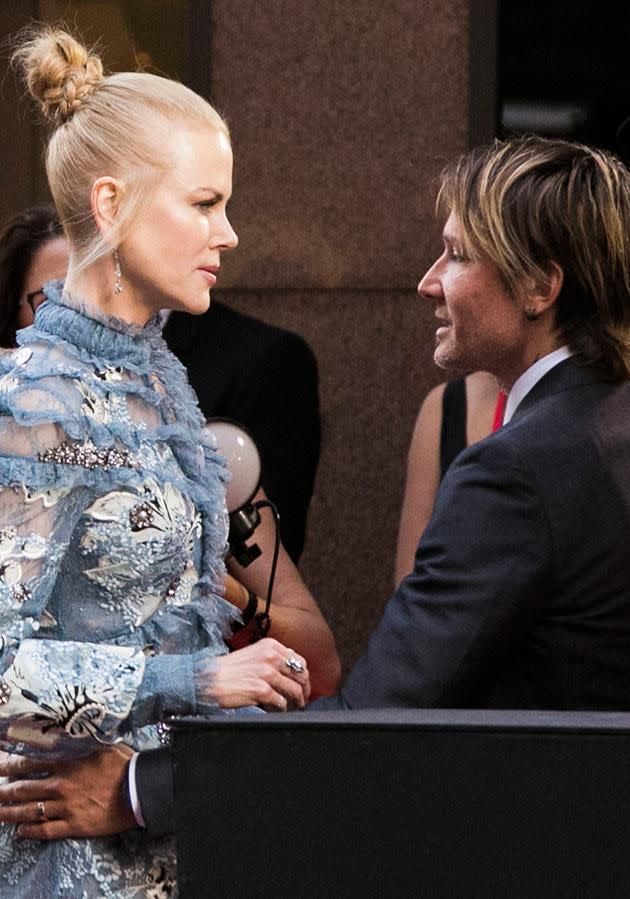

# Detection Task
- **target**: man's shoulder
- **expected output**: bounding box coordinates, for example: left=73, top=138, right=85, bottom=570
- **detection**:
left=508, top=372, right=628, bottom=447
left=445, top=373, right=630, bottom=506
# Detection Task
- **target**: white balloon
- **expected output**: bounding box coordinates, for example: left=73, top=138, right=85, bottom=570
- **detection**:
left=205, top=419, right=261, bottom=512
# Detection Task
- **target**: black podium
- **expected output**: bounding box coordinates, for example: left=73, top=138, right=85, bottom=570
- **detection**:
left=172, top=709, right=630, bottom=898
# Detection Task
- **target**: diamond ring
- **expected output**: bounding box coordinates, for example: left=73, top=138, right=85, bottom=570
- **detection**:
left=285, top=656, right=305, bottom=674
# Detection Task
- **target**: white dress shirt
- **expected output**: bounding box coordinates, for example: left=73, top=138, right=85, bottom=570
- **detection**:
left=503, top=346, right=573, bottom=424
left=128, top=751, right=146, bottom=827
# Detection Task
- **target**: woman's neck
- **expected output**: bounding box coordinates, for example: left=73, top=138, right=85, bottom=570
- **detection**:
left=63, top=256, right=154, bottom=326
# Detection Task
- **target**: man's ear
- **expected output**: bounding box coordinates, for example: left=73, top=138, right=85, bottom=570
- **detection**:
left=521, top=261, right=564, bottom=319
left=91, top=177, right=125, bottom=243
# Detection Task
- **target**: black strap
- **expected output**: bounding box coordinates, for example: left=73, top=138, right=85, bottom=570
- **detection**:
left=439, top=378, right=467, bottom=480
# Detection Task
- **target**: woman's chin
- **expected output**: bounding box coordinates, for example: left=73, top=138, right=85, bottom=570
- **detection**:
left=192, top=291, right=212, bottom=315
left=172, top=291, right=212, bottom=316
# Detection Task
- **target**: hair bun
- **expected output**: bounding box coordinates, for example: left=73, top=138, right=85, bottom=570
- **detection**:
left=13, top=27, right=104, bottom=126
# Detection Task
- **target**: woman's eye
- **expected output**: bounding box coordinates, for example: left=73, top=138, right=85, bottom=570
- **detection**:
left=197, top=200, right=218, bottom=212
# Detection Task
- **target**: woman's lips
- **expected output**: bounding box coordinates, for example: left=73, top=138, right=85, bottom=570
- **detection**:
left=198, top=268, right=218, bottom=286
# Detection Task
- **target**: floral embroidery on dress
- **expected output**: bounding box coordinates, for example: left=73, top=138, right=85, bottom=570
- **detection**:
left=0, top=530, right=47, bottom=623
left=0, top=373, right=18, bottom=395
left=164, top=564, right=198, bottom=608
left=0, top=527, right=47, bottom=562
left=21, top=483, right=72, bottom=508
left=95, top=365, right=124, bottom=382
left=0, top=562, right=31, bottom=605
left=76, top=380, right=127, bottom=424
left=12, top=347, right=32, bottom=366
left=0, top=827, right=38, bottom=882
left=34, top=682, right=108, bottom=740
left=145, top=860, right=177, bottom=897
left=81, top=480, right=202, bottom=629
left=1, top=640, right=143, bottom=749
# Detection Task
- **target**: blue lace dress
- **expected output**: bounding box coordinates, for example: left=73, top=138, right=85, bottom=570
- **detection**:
left=0, top=281, right=239, bottom=897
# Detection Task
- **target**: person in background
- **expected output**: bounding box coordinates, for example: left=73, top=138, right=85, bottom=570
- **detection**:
left=164, top=301, right=321, bottom=564
left=0, top=24, right=338, bottom=897
left=394, top=370, right=501, bottom=583
left=0, top=203, right=68, bottom=347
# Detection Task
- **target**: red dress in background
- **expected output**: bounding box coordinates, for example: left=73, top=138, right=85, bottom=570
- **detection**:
left=492, top=390, right=507, bottom=431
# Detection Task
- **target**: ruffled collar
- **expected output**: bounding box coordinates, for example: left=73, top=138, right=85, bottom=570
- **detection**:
left=24, top=279, right=164, bottom=367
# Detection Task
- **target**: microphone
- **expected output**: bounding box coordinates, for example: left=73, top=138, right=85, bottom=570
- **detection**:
left=204, top=417, right=263, bottom=567
left=205, top=418, right=280, bottom=642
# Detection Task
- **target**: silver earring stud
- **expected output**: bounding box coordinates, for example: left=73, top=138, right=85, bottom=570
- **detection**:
left=113, top=249, right=123, bottom=295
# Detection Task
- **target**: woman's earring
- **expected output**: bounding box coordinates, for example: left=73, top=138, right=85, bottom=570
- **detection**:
left=113, top=249, right=123, bottom=295
left=524, top=307, right=539, bottom=321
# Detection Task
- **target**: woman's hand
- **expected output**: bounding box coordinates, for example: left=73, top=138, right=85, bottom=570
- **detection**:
left=226, top=488, right=342, bottom=698
left=198, top=638, right=310, bottom=711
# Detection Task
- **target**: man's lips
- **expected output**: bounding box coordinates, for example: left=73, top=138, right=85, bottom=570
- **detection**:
left=435, top=315, right=452, bottom=339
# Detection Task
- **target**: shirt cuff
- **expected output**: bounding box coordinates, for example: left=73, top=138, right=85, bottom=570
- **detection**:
left=127, top=752, right=146, bottom=828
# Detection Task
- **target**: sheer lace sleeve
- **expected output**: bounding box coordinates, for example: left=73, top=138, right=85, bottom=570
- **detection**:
left=0, top=379, right=215, bottom=758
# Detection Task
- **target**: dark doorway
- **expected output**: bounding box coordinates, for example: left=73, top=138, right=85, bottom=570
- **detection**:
left=499, top=3, right=630, bottom=161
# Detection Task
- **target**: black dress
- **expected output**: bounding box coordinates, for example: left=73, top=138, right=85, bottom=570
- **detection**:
left=163, top=301, right=321, bottom=562
left=439, top=377, right=467, bottom=479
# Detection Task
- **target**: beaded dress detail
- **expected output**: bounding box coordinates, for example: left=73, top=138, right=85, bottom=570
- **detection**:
left=0, top=281, right=236, bottom=897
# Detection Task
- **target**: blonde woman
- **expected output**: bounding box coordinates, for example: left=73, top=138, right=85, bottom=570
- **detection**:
left=0, top=26, right=337, bottom=897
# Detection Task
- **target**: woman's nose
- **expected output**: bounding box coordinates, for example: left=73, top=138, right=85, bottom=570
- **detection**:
left=221, top=216, right=238, bottom=251
left=212, top=214, right=239, bottom=252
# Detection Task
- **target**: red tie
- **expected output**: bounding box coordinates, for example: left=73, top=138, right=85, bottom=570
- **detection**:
left=492, top=391, right=507, bottom=431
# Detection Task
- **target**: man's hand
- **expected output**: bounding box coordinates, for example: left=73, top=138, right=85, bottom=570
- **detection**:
left=0, top=745, right=137, bottom=840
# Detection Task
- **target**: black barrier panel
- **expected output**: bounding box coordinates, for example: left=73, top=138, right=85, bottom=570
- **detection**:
left=172, top=710, right=630, bottom=899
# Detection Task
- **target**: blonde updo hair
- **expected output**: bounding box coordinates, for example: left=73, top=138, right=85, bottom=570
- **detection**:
left=12, top=25, right=229, bottom=271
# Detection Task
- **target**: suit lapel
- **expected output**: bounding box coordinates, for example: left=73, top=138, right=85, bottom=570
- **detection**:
left=511, top=358, right=609, bottom=421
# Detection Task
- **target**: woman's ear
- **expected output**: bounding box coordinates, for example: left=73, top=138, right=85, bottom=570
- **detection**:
left=91, top=177, right=125, bottom=243
left=522, top=261, right=564, bottom=320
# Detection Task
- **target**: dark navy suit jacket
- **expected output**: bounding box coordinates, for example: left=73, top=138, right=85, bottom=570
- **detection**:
left=137, top=358, right=630, bottom=832
left=320, top=357, right=630, bottom=710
